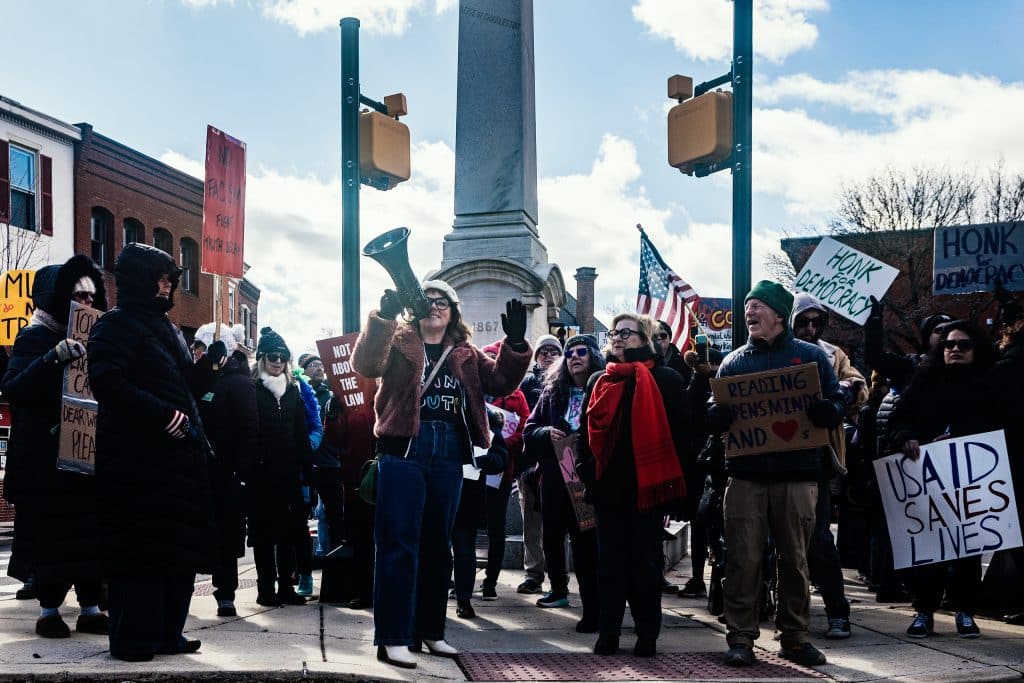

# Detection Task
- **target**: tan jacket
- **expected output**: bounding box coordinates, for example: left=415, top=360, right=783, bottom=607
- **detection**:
left=818, top=339, right=867, bottom=468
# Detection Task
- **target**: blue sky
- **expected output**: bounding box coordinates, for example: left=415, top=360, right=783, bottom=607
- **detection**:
left=4, top=0, right=1023, bottom=350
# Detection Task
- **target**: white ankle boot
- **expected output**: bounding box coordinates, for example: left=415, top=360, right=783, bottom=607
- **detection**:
left=424, top=639, right=458, bottom=656
left=377, top=645, right=416, bottom=668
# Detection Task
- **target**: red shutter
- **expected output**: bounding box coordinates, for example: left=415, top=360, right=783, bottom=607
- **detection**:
left=0, top=140, right=9, bottom=224
left=40, top=154, right=53, bottom=236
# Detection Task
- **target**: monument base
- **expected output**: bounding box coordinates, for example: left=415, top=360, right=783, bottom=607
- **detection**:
left=443, top=211, right=549, bottom=269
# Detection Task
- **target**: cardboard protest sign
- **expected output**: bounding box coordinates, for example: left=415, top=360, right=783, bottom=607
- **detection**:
left=693, top=297, right=733, bottom=352
left=201, top=125, right=246, bottom=278
left=710, top=363, right=830, bottom=457
left=315, top=333, right=376, bottom=418
left=933, top=222, right=1024, bottom=295
left=552, top=433, right=596, bottom=532
left=0, top=269, right=36, bottom=345
left=793, top=237, right=899, bottom=325
left=58, top=301, right=102, bottom=474
left=872, top=430, right=1021, bottom=570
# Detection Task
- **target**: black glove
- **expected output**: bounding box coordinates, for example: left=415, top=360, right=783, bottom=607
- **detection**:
left=378, top=289, right=403, bottom=320
left=501, top=299, right=527, bottom=345
left=474, top=449, right=507, bottom=475
left=705, top=404, right=734, bottom=434
left=207, top=340, right=227, bottom=368
left=807, top=397, right=843, bottom=428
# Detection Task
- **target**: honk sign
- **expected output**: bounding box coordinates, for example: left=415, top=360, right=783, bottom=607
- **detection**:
left=793, top=237, right=899, bottom=325
left=873, top=430, right=1021, bottom=570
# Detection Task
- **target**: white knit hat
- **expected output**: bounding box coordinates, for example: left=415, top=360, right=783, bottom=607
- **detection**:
left=194, top=322, right=238, bottom=355
left=421, top=279, right=460, bottom=304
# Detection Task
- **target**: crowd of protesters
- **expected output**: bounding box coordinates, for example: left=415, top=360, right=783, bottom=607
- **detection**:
left=2, top=244, right=1022, bottom=670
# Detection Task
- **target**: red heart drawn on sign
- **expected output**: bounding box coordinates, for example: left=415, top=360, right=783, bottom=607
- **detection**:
left=772, top=420, right=799, bottom=441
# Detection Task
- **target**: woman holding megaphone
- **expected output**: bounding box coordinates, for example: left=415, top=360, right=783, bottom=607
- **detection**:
left=352, top=275, right=532, bottom=669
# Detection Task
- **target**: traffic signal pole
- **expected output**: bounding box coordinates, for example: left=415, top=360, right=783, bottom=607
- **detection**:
left=732, top=0, right=753, bottom=348
left=340, top=17, right=361, bottom=334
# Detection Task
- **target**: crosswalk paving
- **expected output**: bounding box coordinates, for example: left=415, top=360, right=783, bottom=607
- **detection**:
left=0, top=545, right=20, bottom=595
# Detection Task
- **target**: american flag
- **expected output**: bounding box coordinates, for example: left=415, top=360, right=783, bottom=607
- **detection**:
left=636, top=228, right=700, bottom=347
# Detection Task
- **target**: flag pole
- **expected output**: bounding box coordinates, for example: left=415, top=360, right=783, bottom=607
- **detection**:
left=636, top=223, right=709, bottom=338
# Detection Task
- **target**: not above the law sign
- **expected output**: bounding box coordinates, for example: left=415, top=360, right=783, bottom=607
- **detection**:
left=873, top=430, right=1021, bottom=570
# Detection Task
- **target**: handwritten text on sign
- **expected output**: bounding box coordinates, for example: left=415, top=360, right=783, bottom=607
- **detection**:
left=58, top=301, right=103, bottom=475
left=872, top=430, right=1021, bottom=570
left=793, top=237, right=899, bottom=325
left=201, top=125, right=246, bottom=278
left=933, top=223, right=1023, bottom=295
left=711, top=363, right=830, bottom=457
left=315, top=333, right=377, bottom=418
left=0, top=269, right=36, bottom=345
left=552, top=433, right=596, bottom=532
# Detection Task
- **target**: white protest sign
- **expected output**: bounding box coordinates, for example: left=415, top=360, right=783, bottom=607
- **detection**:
left=872, top=430, right=1021, bottom=570
left=793, top=236, right=899, bottom=325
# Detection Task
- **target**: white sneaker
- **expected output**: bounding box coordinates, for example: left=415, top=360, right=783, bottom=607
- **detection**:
left=424, top=639, right=459, bottom=656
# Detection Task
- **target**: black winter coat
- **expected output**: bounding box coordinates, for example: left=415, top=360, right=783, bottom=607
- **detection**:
left=989, top=340, right=1023, bottom=519
left=89, top=244, right=214, bottom=578
left=889, top=364, right=998, bottom=450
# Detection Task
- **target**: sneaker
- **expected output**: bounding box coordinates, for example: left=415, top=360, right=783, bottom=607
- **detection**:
left=517, top=579, right=543, bottom=594
left=778, top=642, right=827, bottom=666
left=296, top=574, right=314, bottom=596
left=217, top=600, right=237, bottom=617
left=678, top=578, right=708, bottom=599
left=956, top=612, right=981, bottom=638
left=480, top=584, right=497, bottom=601
left=906, top=612, right=933, bottom=638
left=536, top=591, right=570, bottom=608
left=35, top=614, right=71, bottom=639
left=826, top=616, right=851, bottom=639
left=723, top=644, right=755, bottom=666
left=75, top=612, right=109, bottom=635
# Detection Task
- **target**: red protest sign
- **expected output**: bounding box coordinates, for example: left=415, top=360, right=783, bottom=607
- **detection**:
left=201, top=125, right=246, bottom=278
left=315, top=333, right=377, bottom=419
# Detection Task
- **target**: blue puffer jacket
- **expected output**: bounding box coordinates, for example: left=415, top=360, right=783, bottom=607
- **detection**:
left=710, top=329, right=844, bottom=481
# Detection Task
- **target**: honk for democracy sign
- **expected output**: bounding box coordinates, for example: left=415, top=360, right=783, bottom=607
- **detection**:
left=793, top=237, right=899, bottom=325
left=873, top=430, right=1021, bottom=570
left=933, top=222, right=1023, bottom=295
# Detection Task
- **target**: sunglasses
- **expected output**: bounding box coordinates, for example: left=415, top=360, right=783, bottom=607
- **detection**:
left=653, top=332, right=670, bottom=341
left=426, top=297, right=450, bottom=310
left=265, top=352, right=289, bottom=363
left=795, top=315, right=827, bottom=329
left=565, top=347, right=589, bottom=358
left=537, top=347, right=561, bottom=357
left=608, top=328, right=643, bottom=341
left=72, top=291, right=95, bottom=302
left=943, top=339, right=974, bottom=351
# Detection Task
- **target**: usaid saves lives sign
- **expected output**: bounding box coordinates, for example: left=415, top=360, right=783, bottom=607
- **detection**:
left=873, top=430, right=1021, bottom=570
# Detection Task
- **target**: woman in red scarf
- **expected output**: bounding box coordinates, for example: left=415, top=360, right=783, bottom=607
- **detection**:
left=576, top=313, right=691, bottom=658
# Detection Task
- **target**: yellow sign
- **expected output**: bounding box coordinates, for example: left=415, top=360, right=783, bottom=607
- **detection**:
left=0, top=270, right=36, bottom=345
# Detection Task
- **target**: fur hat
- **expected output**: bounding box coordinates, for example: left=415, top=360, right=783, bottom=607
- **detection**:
left=257, top=326, right=290, bottom=360
left=194, top=323, right=238, bottom=355
left=745, top=280, right=794, bottom=322
left=231, top=323, right=246, bottom=346
left=420, top=279, right=460, bottom=304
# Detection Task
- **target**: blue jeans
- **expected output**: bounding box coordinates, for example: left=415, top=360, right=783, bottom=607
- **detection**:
left=373, top=421, right=464, bottom=646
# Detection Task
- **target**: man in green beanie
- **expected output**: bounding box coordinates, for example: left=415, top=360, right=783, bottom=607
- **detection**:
left=706, top=280, right=845, bottom=669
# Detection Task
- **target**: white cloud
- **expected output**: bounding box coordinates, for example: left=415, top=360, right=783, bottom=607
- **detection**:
left=754, top=70, right=1024, bottom=215
left=632, top=0, right=827, bottom=64
left=179, top=0, right=453, bottom=35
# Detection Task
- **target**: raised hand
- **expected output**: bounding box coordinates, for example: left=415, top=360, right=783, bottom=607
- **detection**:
left=501, top=299, right=527, bottom=345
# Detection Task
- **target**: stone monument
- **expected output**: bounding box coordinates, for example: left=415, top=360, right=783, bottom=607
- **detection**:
left=429, top=0, right=565, bottom=346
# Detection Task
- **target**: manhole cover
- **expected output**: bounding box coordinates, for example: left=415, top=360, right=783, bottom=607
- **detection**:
left=458, top=652, right=826, bottom=681
left=192, top=578, right=258, bottom=597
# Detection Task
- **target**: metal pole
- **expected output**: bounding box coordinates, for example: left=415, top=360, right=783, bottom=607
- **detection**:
left=341, top=17, right=361, bottom=334
left=731, top=0, right=753, bottom=348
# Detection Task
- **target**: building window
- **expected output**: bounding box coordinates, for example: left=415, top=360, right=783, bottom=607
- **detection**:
left=153, top=228, right=172, bottom=254
left=180, top=238, right=199, bottom=295
left=9, top=145, right=36, bottom=231
left=90, top=207, right=114, bottom=269
left=228, top=285, right=236, bottom=324
left=241, top=305, right=251, bottom=346
left=124, top=217, right=145, bottom=246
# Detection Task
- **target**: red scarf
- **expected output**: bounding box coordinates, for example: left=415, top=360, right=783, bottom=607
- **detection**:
left=586, top=360, right=685, bottom=511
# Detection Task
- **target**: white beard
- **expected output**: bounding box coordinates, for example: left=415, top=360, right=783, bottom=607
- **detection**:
left=259, top=370, right=288, bottom=401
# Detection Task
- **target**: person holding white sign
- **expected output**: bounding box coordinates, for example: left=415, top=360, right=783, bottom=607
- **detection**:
left=889, top=320, right=999, bottom=638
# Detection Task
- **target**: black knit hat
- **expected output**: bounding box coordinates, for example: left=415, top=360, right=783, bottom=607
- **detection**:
left=299, top=354, right=321, bottom=370
left=257, top=326, right=290, bottom=360
left=564, top=333, right=602, bottom=358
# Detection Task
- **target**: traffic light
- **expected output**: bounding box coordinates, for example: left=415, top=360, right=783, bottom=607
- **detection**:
left=667, top=75, right=732, bottom=175
left=359, top=93, right=410, bottom=190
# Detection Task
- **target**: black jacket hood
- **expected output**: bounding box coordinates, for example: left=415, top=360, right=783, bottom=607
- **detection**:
left=31, top=254, right=108, bottom=325
left=114, top=243, right=182, bottom=311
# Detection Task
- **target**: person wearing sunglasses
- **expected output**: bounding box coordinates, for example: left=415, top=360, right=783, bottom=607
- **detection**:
left=522, top=334, right=605, bottom=630
left=247, top=327, right=315, bottom=608
left=2, top=255, right=109, bottom=642
left=890, top=320, right=998, bottom=639
left=352, top=280, right=532, bottom=669
left=575, top=314, right=690, bottom=658
left=653, top=320, right=692, bottom=386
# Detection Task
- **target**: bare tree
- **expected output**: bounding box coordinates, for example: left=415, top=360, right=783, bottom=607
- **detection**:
left=1, top=220, right=50, bottom=273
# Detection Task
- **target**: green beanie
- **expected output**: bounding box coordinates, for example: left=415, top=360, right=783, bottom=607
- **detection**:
left=745, top=280, right=794, bottom=323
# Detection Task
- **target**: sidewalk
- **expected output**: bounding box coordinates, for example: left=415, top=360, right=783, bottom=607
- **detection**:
left=0, top=555, right=1022, bottom=682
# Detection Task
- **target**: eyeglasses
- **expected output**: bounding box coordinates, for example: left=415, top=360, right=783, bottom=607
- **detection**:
left=537, top=347, right=561, bottom=357
left=943, top=339, right=974, bottom=351
left=426, top=297, right=450, bottom=310
left=565, top=347, right=589, bottom=358
left=795, top=315, right=827, bottom=329
left=265, top=352, right=289, bottom=363
left=653, top=333, right=670, bottom=341
left=72, top=291, right=94, bottom=302
left=306, top=361, right=324, bottom=370
left=608, top=328, right=643, bottom=341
